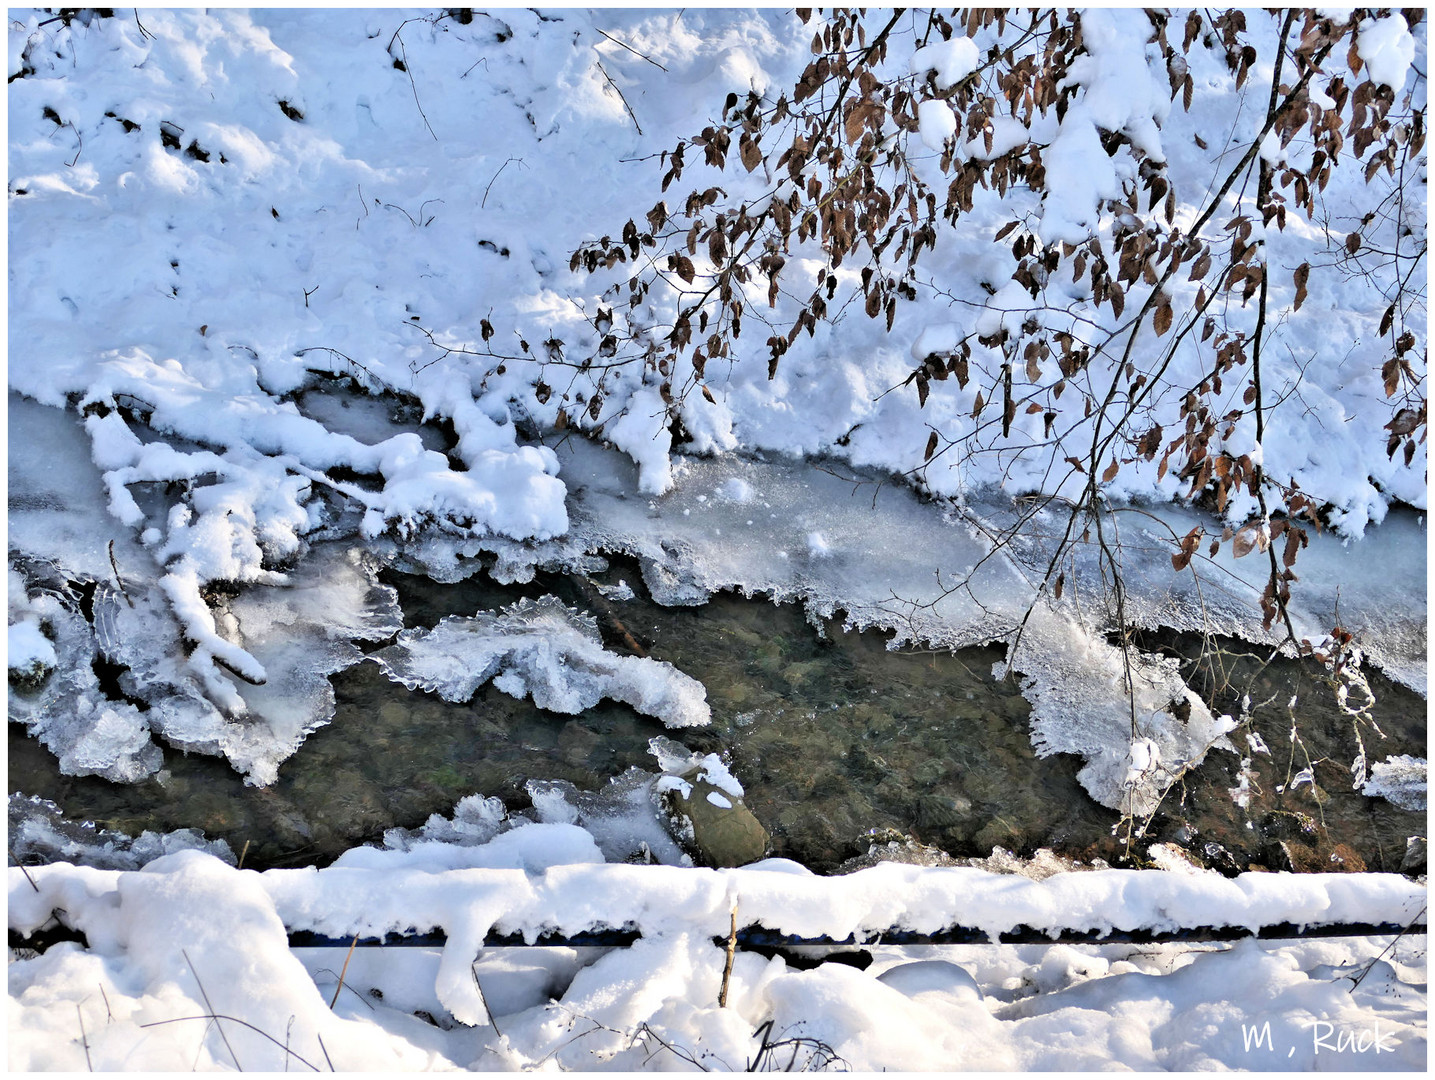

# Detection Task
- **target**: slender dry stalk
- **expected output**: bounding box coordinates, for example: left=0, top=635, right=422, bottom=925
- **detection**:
left=329, top=935, right=359, bottom=1010
left=10, top=846, right=40, bottom=892
left=470, top=962, right=501, bottom=1036
left=182, top=949, right=241, bottom=1070
left=719, top=902, right=738, bottom=1008
left=77, top=1004, right=93, bottom=1071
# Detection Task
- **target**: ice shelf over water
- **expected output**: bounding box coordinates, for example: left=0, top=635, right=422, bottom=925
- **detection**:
left=9, top=391, right=408, bottom=785
left=11, top=388, right=1425, bottom=813
left=533, top=438, right=1424, bottom=813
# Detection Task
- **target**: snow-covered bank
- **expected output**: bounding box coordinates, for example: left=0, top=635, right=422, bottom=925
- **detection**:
left=8, top=7, right=1426, bottom=740
left=7, top=7, right=1427, bottom=1071
left=15, top=390, right=1425, bottom=815
left=9, top=849, right=1427, bottom=1071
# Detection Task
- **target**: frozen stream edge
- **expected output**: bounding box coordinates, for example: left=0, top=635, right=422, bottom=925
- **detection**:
left=9, top=393, right=1427, bottom=815
left=395, top=436, right=1426, bottom=816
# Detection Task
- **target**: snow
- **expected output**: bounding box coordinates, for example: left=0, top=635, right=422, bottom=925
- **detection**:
left=1358, top=14, right=1417, bottom=90
left=371, top=595, right=710, bottom=729
left=6, top=8, right=1427, bottom=1070
left=1036, top=9, right=1169, bottom=244
left=8, top=844, right=1427, bottom=1071
left=910, top=36, right=980, bottom=91
left=917, top=97, right=958, bottom=152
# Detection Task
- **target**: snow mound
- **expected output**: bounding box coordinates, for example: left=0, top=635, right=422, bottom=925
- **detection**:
left=371, top=596, right=711, bottom=728
left=8, top=848, right=1426, bottom=1070
left=1357, top=13, right=1417, bottom=89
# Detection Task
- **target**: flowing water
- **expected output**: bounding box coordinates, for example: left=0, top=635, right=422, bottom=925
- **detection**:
left=9, top=557, right=1426, bottom=874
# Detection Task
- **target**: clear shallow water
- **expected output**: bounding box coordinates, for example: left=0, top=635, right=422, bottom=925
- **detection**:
left=9, top=557, right=1425, bottom=874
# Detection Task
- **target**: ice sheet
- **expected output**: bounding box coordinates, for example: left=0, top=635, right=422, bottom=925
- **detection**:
left=553, top=438, right=1248, bottom=810
left=371, top=595, right=710, bottom=729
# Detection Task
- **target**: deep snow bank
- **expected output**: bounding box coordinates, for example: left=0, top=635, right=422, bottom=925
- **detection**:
left=8, top=7, right=1426, bottom=730
left=9, top=848, right=1426, bottom=1071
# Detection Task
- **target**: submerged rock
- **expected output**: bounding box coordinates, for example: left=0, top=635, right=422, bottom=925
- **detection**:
left=1399, top=836, right=1425, bottom=876
left=660, top=770, right=768, bottom=868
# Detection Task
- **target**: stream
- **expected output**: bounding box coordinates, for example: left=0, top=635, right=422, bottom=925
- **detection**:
left=10, top=555, right=1425, bottom=875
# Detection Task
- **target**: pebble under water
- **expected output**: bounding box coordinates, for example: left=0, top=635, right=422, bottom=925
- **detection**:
left=10, top=556, right=1426, bottom=875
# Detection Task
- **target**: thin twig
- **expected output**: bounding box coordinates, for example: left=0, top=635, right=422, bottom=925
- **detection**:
left=470, top=962, right=501, bottom=1036
left=388, top=24, right=437, bottom=140
left=719, top=902, right=738, bottom=1008
left=107, top=540, right=134, bottom=608
left=328, top=935, right=359, bottom=1010
left=317, top=1032, right=334, bottom=1071
left=182, top=950, right=242, bottom=1071
left=1348, top=904, right=1427, bottom=992
left=313, top=970, right=374, bottom=1011
left=481, top=157, right=523, bottom=209
left=141, top=1015, right=320, bottom=1072
left=64, top=121, right=82, bottom=168
left=10, top=846, right=41, bottom=892
left=77, top=1004, right=92, bottom=1070
left=236, top=839, right=250, bottom=870
left=594, top=26, right=667, bottom=70
left=595, top=57, right=642, bottom=135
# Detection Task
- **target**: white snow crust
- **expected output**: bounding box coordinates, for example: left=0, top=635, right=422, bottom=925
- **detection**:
left=6, top=9, right=1428, bottom=1070
left=8, top=848, right=1426, bottom=1071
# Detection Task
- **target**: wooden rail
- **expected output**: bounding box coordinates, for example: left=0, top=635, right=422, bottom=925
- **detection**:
left=13, top=917, right=1425, bottom=955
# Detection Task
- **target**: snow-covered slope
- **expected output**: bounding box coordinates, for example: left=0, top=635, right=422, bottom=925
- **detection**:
left=9, top=846, right=1427, bottom=1071
left=7, top=9, right=1427, bottom=1071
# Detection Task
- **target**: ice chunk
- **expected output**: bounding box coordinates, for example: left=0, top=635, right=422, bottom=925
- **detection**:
left=384, top=793, right=511, bottom=850
left=526, top=772, right=690, bottom=866
left=371, top=595, right=710, bottom=728
left=8, top=558, right=163, bottom=783
left=1362, top=755, right=1426, bottom=810
left=555, top=437, right=1032, bottom=645
left=9, top=793, right=233, bottom=870
left=648, top=735, right=744, bottom=798
left=8, top=543, right=402, bottom=788
left=213, top=544, right=404, bottom=785
left=1007, top=606, right=1233, bottom=816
